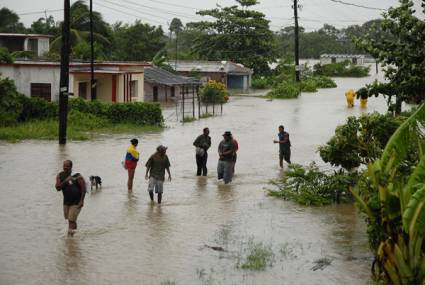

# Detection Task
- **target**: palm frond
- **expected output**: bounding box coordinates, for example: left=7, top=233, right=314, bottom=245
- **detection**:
left=402, top=185, right=425, bottom=235
left=380, top=104, right=425, bottom=172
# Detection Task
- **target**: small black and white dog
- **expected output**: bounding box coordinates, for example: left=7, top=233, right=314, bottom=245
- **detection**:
left=89, top=176, right=102, bottom=190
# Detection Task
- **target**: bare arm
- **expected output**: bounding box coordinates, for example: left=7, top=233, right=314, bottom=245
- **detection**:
left=55, top=174, right=70, bottom=191
left=77, top=176, right=86, bottom=208
left=166, top=167, right=171, bottom=181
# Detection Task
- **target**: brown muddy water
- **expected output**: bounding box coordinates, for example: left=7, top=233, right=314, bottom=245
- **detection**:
left=0, top=73, right=388, bottom=285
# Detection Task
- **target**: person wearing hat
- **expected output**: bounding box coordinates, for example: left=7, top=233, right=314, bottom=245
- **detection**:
left=217, top=131, right=237, bottom=184
left=145, top=145, right=171, bottom=203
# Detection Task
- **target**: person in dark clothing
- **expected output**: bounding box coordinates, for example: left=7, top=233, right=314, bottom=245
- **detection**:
left=145, top=145, right=171, bottom=204
left=273, top=125, right=291, bottom=167
left=55, top=160, right=86, bottom=236
left=217, top=131, right=237, bottom=184
left=193, top=128, right=211, bottom=176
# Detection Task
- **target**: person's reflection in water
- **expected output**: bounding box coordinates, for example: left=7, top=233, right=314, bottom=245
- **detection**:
left=57, top=238, right=85, bottom=283
left=126, top=192, right=138, bottom=216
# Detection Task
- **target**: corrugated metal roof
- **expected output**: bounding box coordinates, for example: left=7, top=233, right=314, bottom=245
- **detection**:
left=144, top=66, right=201, bottom=86
left=167, top=60, right=253, bottom=75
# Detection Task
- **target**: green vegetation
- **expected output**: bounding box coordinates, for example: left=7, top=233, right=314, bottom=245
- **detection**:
left=318, top=112, right=405, bottom=170
left=239, top=240, right=274, bottom=271
left=199, top=113, right=213, bottom=119
left=263, top=61, right=337, bottom=99
left=200, top=80, right=229, bottom=104
left=355, top=0, right=425, bottom=114
left=269, top=163, right=357, bottom=206
left=313, top=61, right=370, bottom=77
left=188, top=0, right=277, bottom=75
left=0, top=77, right=163, bottom=141
left=181, top=117, right=197, bottom=123
left=352, top=104, right=425, bottom=284
left=0, top=47, right=14, bottom=63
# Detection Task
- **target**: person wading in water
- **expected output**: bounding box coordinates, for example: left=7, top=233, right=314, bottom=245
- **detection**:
left=125, top=138, right=140, bottom=192
left=273, top=125, right=291, bottom=167
left=145, top=145, right=171, bottom=204
left=193, top=127, right=211, bottom=176
left=217, top=131, right=237, bottom=184
left=55, top=160, right=86, bottom=237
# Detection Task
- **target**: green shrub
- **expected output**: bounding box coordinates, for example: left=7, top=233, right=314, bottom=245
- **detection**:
left=266, top=82, right=299, bottom=99
left=68, top=110, right=108, bottom=130
left=300, top=78, right=317, bottom=92
left=107, top=102, right=163, bottom=126
left=0, top=48, right=14, bottom=64
left=68, top=97, right=108, bottom=117
left=318, top=112, right=406, bottom=170
left=313, top=60, right=370, bottom=77
left=312, top=76, right=337, bottom=88
left=18, top=96, right=58, bottom=122
left=0, top=76, right=22, bottom=126
left=269, top=163, right=357, bottom=206
left=251, top=76, right=270, bottom=89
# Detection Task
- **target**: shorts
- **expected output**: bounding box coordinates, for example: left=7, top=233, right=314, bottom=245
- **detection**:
left=147, top=177, right=164, bottom=194
left=63, top=205, right=81, bottom=222
left=125, top=160, right=137, bottom=170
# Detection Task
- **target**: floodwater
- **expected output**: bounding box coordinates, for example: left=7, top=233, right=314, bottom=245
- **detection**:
left=0, top=71, right=388, bottom=285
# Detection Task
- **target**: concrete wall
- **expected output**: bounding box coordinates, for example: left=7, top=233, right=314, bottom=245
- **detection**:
left=73, top=74, right=113, bottom=102
left=144, top=82, right=180, bottom=102
left=320, top=57, right=365, bottom=65
left=0, top=65, right=61, bottom=101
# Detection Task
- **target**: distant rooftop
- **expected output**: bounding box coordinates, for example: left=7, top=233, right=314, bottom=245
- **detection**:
left=320, top=54, right=366, bottom=58
left=168, top=60, right=253, bottom=75
left=0, top=33, right=53, bottom=38
left=0, top=60, right=151, bottom=68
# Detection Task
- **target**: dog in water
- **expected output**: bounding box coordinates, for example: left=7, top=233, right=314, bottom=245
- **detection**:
left=89, top=176, right=102, bottom=190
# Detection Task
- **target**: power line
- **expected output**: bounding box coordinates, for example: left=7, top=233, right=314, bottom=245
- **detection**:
left=97, top=0, right=171, bottom=22
left=328, top=0, right=386, bottom=11
left=18, top=9, right=63, bottom=16
left=94, top=2, right=166, bottom=25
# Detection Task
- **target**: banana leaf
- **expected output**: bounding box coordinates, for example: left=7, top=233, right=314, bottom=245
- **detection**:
left=402, top=185, right=425, bottom=235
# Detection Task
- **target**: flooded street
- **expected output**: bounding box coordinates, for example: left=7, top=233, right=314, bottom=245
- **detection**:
left=0, top=72, right=387, bottom=285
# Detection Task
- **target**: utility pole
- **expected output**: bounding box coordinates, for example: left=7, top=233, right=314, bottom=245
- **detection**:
left=59, top=0, right=70, bottom=145
left=293, top=0, right=300, bottom=82
left=175, top=31, right=178, bottom=71
left=90, top=0, right=96, bottom=100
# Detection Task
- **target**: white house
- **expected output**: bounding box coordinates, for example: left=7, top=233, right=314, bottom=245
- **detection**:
left=0, top=60, right=148, bottom=102
left=0, top=33, right=52, bottom=57
left=320, top=54, right=366, bottom=65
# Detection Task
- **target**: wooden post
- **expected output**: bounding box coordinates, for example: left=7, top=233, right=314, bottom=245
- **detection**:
left=197, top=85, right=200, bottom=119
left=182, top=85, right=185, bottom=122
left=192, top=85, right=195, bottom=119
left=213, top=101, right=215, bottom=116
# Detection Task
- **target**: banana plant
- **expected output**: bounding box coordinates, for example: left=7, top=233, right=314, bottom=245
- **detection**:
left=351, top=104, right=425, bottom=284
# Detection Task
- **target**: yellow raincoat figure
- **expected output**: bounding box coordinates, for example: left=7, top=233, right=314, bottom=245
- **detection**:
left=345, top=89, right=355, bottom=107
left=360, top=97, right=368, bottom=108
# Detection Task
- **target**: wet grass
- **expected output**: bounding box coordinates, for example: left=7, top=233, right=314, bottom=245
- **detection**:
left=181, top=117, right=197, bottom=123
left=238, top=240, right=274, bottom=271
left=0, top=119, right=162, bottom=142
left=199, top=113, right=213, bottom=119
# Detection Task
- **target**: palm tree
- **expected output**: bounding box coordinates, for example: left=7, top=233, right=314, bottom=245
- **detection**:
left=352, top=103, right=425, bottom=284
left=51, top=0, right=110, bottom=57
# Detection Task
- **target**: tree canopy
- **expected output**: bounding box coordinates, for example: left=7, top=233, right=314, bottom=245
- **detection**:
left=355, top=0, right=425, bottom=113
left=0, top=7, right=26, bottom=33
left=188, top=0, right=277, bottom=74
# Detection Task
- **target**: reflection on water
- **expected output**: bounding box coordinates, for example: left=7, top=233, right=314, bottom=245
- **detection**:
left=0, top=73, right=387, bottom=284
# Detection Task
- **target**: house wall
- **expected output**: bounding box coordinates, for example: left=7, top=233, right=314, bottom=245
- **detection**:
left=38, top=38, right=50, bottom=56
left=72, top=74, right=113, bottom=102
left=116, top=73, right=144, bottom=102
left=320, top=57, right=364, bottom=65
left=144, top=82, right=181, bottom=102
left=0, top=65, right=61, bottom=101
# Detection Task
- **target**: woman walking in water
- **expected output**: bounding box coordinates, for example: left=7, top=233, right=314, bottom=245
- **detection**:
left=125, top=138, right=140, bottom=192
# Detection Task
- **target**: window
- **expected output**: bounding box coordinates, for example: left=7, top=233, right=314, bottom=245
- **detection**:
left=30, top=83, right=51, bottom=101
left=28, top=38, right=38, bottom=54
left=352, top=57, right=358, bottom=64
left=171, top=86, right=175, bottom=97
left=78, top=82, right=88, bottom=99
left=331, top=57, right=336, bottom=63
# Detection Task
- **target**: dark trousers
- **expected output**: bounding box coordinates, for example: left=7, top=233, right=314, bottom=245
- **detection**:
left=196, top=152, right=208, bottom=176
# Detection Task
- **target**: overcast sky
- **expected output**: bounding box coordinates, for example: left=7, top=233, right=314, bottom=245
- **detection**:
left=2, top=0, right=422, bottom=32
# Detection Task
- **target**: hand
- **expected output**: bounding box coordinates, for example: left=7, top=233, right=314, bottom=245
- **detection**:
left=145, top=174, right=149, bottom=180
left=273, top=140, right=278, bottom=144
left=78, top=201, right=84, bottom=208
left=168, top=175, right=172, bottom=182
